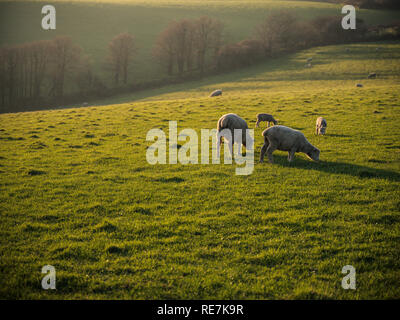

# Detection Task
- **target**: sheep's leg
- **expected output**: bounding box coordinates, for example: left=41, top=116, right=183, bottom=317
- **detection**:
left=266, top=144, right=277, bottom=164
left=237, top=142, right=241, bottom=156
left=259, top=143, right=268, bottom=163
left=216, top=133, right=220, bottom=157
left=216, top=133, right=223, bottom=157
left=228, top=139, right=233, bottom=157
left=259, top=137, right=271, bottom=163
left=288, top=149, right=296, bottom=162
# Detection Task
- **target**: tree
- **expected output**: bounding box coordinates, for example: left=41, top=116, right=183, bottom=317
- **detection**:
left=255, top=11, right=298, bottom=56
left=153, top=23, right=177, bottom=76
left=153, top=16, right=224, bottom=76
left=27, top=40, right=52, bottom=99
left=153, top=19, right=196, bottom=76
left=193, top=16, right=224, bottom=73
left=48, top=36, right=82, bottom=97
left=107, top=33, right=136, bottom=85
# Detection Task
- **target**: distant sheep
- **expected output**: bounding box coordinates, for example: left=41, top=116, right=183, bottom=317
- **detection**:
left=315, top=117, right=327, bottom=135
left=216, top=113, right=253, bottom=157
left=307, top=57, right=313, bottom=63
left=255, top=113, right=277, bottom=128
left=368, top=73, right=377, bottom=79
left=210, top=89, right=222, bottom=97
left=260, top=125, right=320, bottom=163
left=356, top=83, right=363, bottom=87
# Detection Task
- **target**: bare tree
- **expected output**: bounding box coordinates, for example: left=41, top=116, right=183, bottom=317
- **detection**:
left=153, top=24, right=176, bottom=76
left=174, top=19, right=196, bottom=75
left=26, top=40, right=52, bottom=99
left=153, top=16, right=223, bottom=76
left=255, top=11, right=298, bottom=56
left=107, top=33, right=136, bottom=85
left=48, top=36, right=82, bottom=97
left=153, top=20, right=194, bottom=76
left=194, top=16, right=224, bottom=73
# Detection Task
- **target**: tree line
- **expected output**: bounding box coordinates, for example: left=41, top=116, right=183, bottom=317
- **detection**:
left=1, top=13, right=399, bottom=112
left=0, top=33, right=136, bottom=112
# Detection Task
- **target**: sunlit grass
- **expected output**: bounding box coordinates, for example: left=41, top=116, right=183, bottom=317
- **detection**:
left=0, top=41, right=399, bottom=299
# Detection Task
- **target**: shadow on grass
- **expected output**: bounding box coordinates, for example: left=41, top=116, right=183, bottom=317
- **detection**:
left=271, top=154, right=400, bottom=182
left=325, top=133, right=351, bottom=138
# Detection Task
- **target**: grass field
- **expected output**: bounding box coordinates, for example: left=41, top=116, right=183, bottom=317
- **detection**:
left=1, top=0, right=399, bottom=86
left=0, top=41, right=399, bottom=299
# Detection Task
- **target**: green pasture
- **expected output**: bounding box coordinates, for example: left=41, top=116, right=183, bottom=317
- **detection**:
left=0, top=41, right=399, bottom=299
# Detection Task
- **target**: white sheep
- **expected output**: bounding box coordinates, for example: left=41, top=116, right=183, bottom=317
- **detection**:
left=216, top=113, right=253, bottom=157
left=260, top=125, right=320, bottom=163
left=315, top=117, right=327, bottom=135
left=255, top=113, right=277, bottom=128
left=210, top=89, right=222, bottom=97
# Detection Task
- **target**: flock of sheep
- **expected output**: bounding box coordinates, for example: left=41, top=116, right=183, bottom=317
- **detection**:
left=211, top=48, right=382, bottom=164
left=216, top=112, right=326, bottom=164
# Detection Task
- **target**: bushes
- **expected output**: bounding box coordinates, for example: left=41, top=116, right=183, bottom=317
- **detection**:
left=217, top=40, right=264, bottom=71
left=153, top=16, right=224, bottom=76
left=0, top=36, right=85, bottom=112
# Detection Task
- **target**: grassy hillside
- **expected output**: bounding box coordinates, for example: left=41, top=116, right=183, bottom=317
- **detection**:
left=0, top=41, right=399, bottom=299
left=0, top=0, right=399, bottom=86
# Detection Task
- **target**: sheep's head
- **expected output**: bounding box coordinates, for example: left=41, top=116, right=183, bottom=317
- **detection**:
left=307, top=147, right=320, bottom=161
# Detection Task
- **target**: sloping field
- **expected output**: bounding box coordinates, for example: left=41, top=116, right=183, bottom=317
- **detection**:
left=0, top=42, right=399, bottom=299
left=0, top=0, right=398, bottom=84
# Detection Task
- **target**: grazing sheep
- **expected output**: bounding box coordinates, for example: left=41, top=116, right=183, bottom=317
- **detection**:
left=315, top=117, right=327, bottom=135
left=307, top=57, right=313, bottom=63
left=368, top=72, right=377, bottom=79
left=259, top=125, right=320, bottom=163
left=210, top=89, right=222, bottom=97
left=356, top=83, right=363, bottom=87
left=255, top=113, right=277, bottom=128
left=217, top=113, right=253, bottom=157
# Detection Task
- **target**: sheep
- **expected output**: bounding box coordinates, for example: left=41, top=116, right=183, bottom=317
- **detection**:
left=255, top=113, right=277, bottom=128
left=210, top=89, right=222, bottom=97
left=368, top=73, right=377, bottom=79
left=307, top=57, right=313, bottom=63
left=216, top=113, right=253, bottom=157
left=315, top=117, right=327, bottom=135
left=356, top=83, right=363, bottom=87
left=259, top=125, right=320, bottom=163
